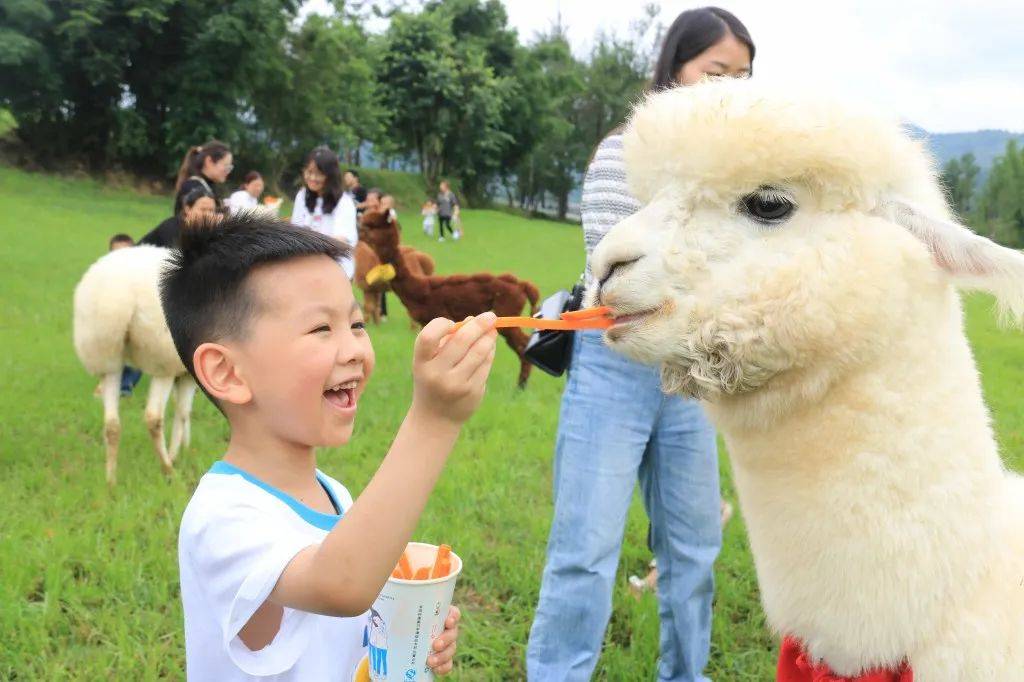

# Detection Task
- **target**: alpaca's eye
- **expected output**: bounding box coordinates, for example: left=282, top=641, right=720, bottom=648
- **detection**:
left=740, top=188, right=796, bottom=225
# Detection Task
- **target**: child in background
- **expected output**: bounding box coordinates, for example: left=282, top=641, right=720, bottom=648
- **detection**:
left=228, top=172, right=264, bottom=215
left=421, top=199, right=437, bottom=237
left=162, top=214, right=497, bottom=680
left=95, top=234, right=142, bottom=397
left=109, top=233, right=134, bottom=251
left=381, top=194, right=399, bottom=226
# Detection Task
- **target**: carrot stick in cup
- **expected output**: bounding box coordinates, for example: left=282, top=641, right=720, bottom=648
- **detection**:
left=429, top=544, right=453, bottom=579
left=413, top=567, right=431, bottom=580
left=393, top=551, right=414, bottom=580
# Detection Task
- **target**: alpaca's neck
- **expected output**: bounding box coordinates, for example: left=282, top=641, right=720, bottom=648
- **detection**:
left=388, top=249, right=429, bottom=308
left=712, top=294, right=1006, bottom=674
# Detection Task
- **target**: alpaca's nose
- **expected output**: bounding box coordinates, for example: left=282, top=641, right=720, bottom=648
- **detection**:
left=597, top=256, right=641, bottom=291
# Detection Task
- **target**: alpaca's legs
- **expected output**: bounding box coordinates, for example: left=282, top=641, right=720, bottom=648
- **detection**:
left=498, top=327, right=533, bottom=388
left=101, top=371, right=122, bottom=486
left=364, top=290, right=381, bottom=324
left=168, top=376, right=198, bottom=463
left=144, top=375, right=176, bottom=475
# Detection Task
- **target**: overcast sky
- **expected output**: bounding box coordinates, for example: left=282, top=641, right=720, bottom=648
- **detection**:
left=307, top=0, right=1023, bottom=133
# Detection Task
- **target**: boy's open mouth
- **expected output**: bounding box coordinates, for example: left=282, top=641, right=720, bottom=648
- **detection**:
left=324, top=379, right=359, bottom=411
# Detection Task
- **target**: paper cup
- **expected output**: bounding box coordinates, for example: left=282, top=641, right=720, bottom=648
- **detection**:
left=366, top=542, right=462, bottom=682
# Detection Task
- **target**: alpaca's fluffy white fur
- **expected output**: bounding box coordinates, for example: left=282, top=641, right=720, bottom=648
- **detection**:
left=589, top=79, right=1024, bottom=679
left=73, top=245, right=196, bottom=485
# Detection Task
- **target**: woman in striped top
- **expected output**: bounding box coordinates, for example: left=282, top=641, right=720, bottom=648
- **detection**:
left=527, top=8, right=755, bottom=681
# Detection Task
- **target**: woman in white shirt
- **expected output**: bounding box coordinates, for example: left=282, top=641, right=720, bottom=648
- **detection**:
left=227, top=171, right=264, bottom=214
left=290, top=146, right=357, bottom=279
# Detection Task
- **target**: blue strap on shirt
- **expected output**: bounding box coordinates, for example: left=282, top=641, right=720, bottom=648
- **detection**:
left=208, top=460, right=343, bottom=531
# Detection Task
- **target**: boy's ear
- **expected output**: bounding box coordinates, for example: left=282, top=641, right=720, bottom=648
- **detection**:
left=193, top=342, right=253, bottom=405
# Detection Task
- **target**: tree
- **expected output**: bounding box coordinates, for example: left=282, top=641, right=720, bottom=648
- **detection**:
left=973, top=141, right=1024, bottom=246
left=379, top=4, right=514, bottom=202
left=940, top=153, right=980, bottom=220
left=242, top=13, right=383, bottom=190
left=0, top=0, right=300, bottom=175
left=510, top=31, right=586, bottom=219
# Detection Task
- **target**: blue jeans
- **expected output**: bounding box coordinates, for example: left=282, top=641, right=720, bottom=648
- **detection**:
left=121, top=366, right=142, bottom=395
left=527, top=330, right=721, bottom=682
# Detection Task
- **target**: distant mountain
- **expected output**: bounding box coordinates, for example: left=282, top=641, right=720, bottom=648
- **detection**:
left=904, top=124, right=1024, bottom=170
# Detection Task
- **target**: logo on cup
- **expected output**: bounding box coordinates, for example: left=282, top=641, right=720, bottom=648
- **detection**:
left=404, top=669, right=416, bottom=680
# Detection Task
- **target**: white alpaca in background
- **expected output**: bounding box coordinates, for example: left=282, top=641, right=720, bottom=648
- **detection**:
left=590, top=79, right=1024, bottom=680
left=73, top=245, right=197, bottom=485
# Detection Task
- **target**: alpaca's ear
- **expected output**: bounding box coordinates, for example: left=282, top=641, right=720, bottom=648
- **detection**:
left=880, top=196, right=1024, bottom=325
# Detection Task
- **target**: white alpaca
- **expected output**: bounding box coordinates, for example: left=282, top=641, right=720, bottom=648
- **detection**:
left=73, top=245, right=197, bottom=485
left=589, top=79, right=1024, bottom=680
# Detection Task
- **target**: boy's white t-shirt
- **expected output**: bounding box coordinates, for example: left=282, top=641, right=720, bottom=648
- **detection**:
left=179, top=461, right=368, bottom=680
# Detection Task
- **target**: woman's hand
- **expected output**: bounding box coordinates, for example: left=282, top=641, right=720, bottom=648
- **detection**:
left=427, top=605, right=460, bottom=675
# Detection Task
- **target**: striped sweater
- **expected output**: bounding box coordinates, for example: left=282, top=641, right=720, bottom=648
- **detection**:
left=580, top=134, right=641, bottom=284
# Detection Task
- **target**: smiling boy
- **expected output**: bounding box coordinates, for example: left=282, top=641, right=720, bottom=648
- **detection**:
left=160, top=214, right=497, bottom=679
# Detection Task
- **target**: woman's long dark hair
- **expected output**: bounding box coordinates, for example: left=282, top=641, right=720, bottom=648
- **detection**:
left=650, top=7, right=755, bottom=91
left=303, top=146, right=343, bottom=215
left=175, top=140, right=231, bottom=191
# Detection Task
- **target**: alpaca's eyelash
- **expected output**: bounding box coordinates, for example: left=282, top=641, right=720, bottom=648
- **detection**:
left=756, top=188, right=792, bottom=203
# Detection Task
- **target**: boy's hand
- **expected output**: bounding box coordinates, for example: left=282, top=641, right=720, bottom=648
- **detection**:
left=412, top=313, right=497, bottom=425
left=427, top=605, right=460, bottom=675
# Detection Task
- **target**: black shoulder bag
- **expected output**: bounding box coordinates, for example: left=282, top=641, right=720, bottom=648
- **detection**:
left=523, top=276, right=586, bottom=377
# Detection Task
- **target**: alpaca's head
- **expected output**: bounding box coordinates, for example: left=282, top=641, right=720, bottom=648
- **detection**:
left=591, top=78, right=1024, bottom=404
left=361, top=209, right=401, bottom=265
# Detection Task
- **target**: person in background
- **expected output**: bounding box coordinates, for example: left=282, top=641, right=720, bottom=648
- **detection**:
left=344, top=169, right=369, bottom=216
left=291, top=146, right=358, bottom=279
left=380, top=194, right=398, bottom=226
left=228, top=171, right=264, bottom=214
left=435, top=181, right=459, bottom=242
left=93, top=234, right=143, bottom=397
left=175, top=140, right=232, bottom=214
left=139, top=185, right=218, bottom=249
left=527, top=8, right=755, bottom=682
left=360, top=188, right=391, bottom=320
left=421, top=198, right=437, bottom=237
left=109, top=233, right=134, bottom=251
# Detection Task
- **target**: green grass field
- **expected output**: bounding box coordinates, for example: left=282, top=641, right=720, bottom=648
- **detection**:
left=1, top=165, right=1021, bottom=680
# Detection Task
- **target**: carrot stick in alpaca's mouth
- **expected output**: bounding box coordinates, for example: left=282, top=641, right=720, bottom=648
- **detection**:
left=447, top=306, right=614, bottom=334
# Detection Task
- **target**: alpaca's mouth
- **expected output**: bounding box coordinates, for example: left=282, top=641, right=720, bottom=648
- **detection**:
left=610, top=307, right=660, bottom=328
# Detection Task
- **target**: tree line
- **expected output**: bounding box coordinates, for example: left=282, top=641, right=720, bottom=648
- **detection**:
left=1, top=0, right=659, bottom=217
left=941, top=141, right=1024, bottom=247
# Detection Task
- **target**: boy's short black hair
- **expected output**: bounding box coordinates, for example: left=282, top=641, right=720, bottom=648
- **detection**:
left=159, top=212, right=351, bottom=404
left=109, top=233, right=134, bottom=247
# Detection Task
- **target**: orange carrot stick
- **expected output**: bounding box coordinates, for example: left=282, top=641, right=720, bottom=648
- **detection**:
left=429, top=544, right=453, bottom=579
left=448, top=313, right=612, bottom=335
left=393, top=551, right=414, bottom=580
left=413, top=566, right=431, bottom=580
left=560, top=306, right=612, bottom=321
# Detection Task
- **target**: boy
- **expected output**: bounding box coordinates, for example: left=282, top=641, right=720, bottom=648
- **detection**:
left=160, top=213, right=498, bottom=679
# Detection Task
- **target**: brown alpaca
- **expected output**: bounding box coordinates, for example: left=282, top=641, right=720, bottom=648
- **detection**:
left=362, top=209, right=540, bottom=387
left=354, top=241, right=435, bottom=324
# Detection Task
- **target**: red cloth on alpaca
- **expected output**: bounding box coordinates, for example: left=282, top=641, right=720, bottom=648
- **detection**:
left=778, top=637, right=914, bottom=682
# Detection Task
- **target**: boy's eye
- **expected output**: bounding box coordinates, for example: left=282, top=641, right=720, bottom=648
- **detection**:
left=311, top=324, right=330, bottom=334
left=351, top=321, right=366, bottom=331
